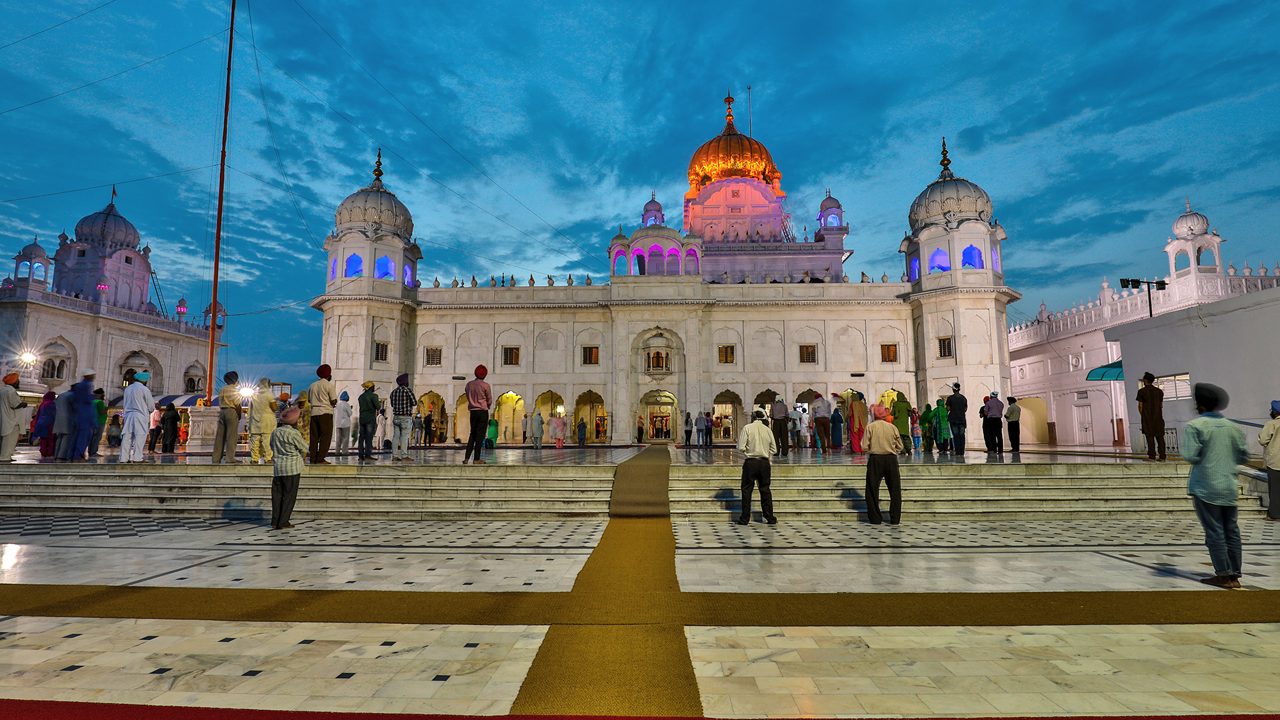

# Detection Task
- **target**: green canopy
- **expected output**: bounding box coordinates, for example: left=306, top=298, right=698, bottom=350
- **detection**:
left=1086, top=360, right=1124, bottom=381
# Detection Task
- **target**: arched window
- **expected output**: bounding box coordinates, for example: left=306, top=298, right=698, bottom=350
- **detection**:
left=41, top=359, right=55, bottom=377
left=33, top=263, right=45, bottom=280
left=329, top=258, right=337, bottom=281
left=909, top=256, right=920, bottom=282
left=928, top=248, right=950, bottom=273
left=1195, top=247, right=1217, bottom=267
left=634, top=253, right=646, bottom=275
left=961, top=245, right=985, bottom=269
left=685, top=249, right=699, bottom=275
left=403, top=264, right=413, bottom=287
left=991, top=247, right=1002, bottom=273
left=826, top=213, right=840, bottom=227
left=648, top=246, right=664, bottom=276
left=613, top=253, right=628, bottom=276
left=666, top=248, right=681, bottom=275
left=375, top=256, right=395, bottom=280
left=17, top=261, right=29, bottom=277
left=344, top=253, right=363, bottom=278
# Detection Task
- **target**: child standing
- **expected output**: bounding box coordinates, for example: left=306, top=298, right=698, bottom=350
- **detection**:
left=269, top=406, right=308, bottom=530
left=910, top=409, right=922, bottom=453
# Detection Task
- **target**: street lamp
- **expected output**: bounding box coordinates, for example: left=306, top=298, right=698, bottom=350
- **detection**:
left=18, top=351, right=37, bottom=366
left=1119, top=277, right=1167, bottom=318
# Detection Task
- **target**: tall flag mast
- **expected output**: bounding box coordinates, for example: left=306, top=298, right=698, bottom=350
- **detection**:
left=206, top=0, right=236, bottom=403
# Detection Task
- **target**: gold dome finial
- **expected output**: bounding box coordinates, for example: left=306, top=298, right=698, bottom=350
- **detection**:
left=939, top=137, right=954, bottom=179
left=724, top=89, right=734, bottom=123
left=373, top=148, right=383, bottom=181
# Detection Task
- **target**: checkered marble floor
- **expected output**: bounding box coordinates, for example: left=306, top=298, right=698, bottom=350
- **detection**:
left=0, top=615, right=545, bottom=714
left=688, top=624, right=1280, bottom=717
left=0, top=515, right=247, bottom=539
left=228, top=520, right=605, bottom=549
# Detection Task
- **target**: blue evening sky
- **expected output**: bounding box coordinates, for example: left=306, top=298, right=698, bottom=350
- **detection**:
left=2, top=0, right=1278, bottom=389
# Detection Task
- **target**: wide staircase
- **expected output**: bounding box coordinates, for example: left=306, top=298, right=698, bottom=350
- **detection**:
left=0, top=463, right=615, bottom=522
left=669, top=461, right=1269, bottom=521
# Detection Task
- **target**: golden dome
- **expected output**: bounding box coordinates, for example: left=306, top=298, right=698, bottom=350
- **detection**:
left=687, top=92, right=780, bottom=192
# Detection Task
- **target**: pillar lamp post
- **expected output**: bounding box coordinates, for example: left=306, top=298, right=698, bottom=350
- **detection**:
left=1119, top=277, right=1167, bottom=318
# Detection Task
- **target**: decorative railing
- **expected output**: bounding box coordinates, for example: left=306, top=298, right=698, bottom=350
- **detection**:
left=0, top=285, right=213, bottom=340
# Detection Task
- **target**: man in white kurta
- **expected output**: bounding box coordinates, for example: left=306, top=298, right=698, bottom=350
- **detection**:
left=119, top=373, right=155, bottom=463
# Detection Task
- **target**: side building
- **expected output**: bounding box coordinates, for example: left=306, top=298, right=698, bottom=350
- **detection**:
left=0, top=196, right=225, bottom=403
left=1007, top=202, right=1280, bottom=448
left=315, top=95, right=1019, bottom=445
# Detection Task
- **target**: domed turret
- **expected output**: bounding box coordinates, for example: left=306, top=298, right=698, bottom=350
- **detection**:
left=16, top=236, right=47, bottom=260
left=688, top=92, right=781, bottom=192
left=1172, top=199, right=1209, bottom=238
left=74, top=191, right=141, bottom=250
left=908, top=139, right=992, bottom=234
left=335, top=150, right=414, bottom=239
left=820, top=191, right=842, bottom=212
left=641, top=191, right=665, bottom=226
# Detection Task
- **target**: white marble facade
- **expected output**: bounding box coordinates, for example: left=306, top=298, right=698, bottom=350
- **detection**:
left=315, top=98, right=1019, bottom=444
left=1008, top=202, right=1280, bottom=447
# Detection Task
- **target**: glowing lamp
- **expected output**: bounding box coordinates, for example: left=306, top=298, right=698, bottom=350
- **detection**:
left=555, top=405, right=565, bottom=415
left=238, top=386, right=256, bottom=400
left=176, top=305, right=187, bottom=315
left=96, top=282, right=109, bottom=291
left=19, top=352, right=37, bottom=365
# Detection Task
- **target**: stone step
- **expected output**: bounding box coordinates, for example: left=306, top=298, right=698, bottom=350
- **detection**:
left=0, top=485, right=613, bottom=499
left=669, top=497, right=1240, bottom=511
left=670, top=464, right=1193, bottom=478
left=674, top=508, right=1237, bottom=522
left=0, top=499, right=609, bottom=514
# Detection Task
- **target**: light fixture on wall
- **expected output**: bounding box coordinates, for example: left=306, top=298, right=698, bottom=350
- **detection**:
left=1119, top=278, right=1168, bottom=318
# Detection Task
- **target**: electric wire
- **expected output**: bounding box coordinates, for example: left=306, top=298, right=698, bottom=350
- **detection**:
left=244, top=0, right=316, bottom=244
left=288, top=0, right=596, bottom=260
left=227, top=26, right=594, bottom=273
left=0, top=27, right=228, bottom=116
left=0, top=0, right=122, bottom=52
left=0, top=164, right=218, bottom=204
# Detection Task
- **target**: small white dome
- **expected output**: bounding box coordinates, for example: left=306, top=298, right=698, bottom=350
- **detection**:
left=75, top=201, right=140, bottom=249
left=1172, top=200, right=1209, bottom=238
left=335, top=151, right=414, bottom=238
left=16, top=237, right=47, bottom=259
left=908, top=140, right=992, bottom=234
left=630, top=224, right=682, bottom=243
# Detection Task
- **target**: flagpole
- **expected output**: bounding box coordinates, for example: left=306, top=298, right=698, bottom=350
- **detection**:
left=206, top=0, right=236, bottom=403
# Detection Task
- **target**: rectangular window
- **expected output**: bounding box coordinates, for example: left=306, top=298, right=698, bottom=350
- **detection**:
left=1154, top=372, right=1192, bottom=400
left=880, top=343, right=899, bottom=363
left=502, top=346, right=521, bottom=366
left=124, top=256, right=133, bottom=265
left=373, top=342, right=389, bottom=363
left=581, top=346, right=599, bottom=366
left=937, top=337, right=953, bottom=359
left=717, top=345, right=736, bottom=364
left=422, top=346, right=442, bottom=367
left=799, top=344, right=818, bottom=364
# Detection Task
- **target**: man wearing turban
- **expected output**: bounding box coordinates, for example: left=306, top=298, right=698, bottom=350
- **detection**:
left=119, top=371, right=154, bottom=463
left=0, top=372, right=26, bottom=463
left=306, top=364, right=338, bottom=464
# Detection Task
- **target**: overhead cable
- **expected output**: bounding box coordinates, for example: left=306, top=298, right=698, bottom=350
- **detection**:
left=0, top=0, right=122, bottom=52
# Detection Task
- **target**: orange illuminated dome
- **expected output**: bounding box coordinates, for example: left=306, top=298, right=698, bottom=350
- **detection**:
left=687, top=91, right=781, bottom=194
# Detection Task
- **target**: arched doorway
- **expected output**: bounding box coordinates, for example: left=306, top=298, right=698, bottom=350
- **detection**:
left=753, top=388, right=779, bottom=418
left=418, top=391, right=446, bottom=444
left=713, top=390, right=743, bottom=444
left=534, top=391, right=565, bottom=443
left=573, top=390, right=608, bottom=444
left=638, top=389, right=677, bottom=442
left=494, top=392, right=525, bottom=444
left=453, top=393, right=469, bottom=443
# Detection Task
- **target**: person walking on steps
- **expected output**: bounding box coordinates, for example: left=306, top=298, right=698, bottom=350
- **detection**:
left=864, top=404, right=904, bottom=525
left=307, top=364, right=338, bottom=465
left=357, top=381, right=380, bottom=462
left=736, top=409, right=777, bottom=525
left=1137, top=372, right=1167, bottom=460
left=463, top=365, right=492, bottom=464
left=389, top=373, right=416, bottom=462
left=1184, top=383, right=1248, bottom=588
left=213, top=371, right=243, bottom=464
left=1257, top=400, right=1280, bottom=521
left=946, top=383, right=968, bottom=457
left=269, top=406, right=307, bottom=530
left=1005, top=396, right=1022, bottom=453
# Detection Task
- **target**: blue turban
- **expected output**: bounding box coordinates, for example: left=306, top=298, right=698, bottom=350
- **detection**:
left=339, top=391, right=349, bottom=401
left=1271, top=400, right=1280, bottom=415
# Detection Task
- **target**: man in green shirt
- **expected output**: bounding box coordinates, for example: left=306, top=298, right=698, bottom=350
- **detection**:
left=90, top=388, right=108, bottom=458
left=1183, top=383, right=1249, bottom=589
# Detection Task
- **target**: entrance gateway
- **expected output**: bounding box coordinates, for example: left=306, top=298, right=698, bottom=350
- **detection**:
left=639, top=389, right=677, bottom=442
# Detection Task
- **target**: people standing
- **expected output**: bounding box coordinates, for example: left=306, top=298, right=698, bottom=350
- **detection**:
left=736, top=409, right=778, bottom=525
left=357, top=381, right=380, bottom=462
left=160, top=403, right=180, bottom=453
left=848, top=392, right=868, bottom=454
left=0, top=373, right=27, bottom=463
left=1257, top=400, right=1280, bottom=521
left=811, top=393, right=832, bottom=453
left=106, top=415, right=122, bottom=449
left=1136, top=372, right=1167, bottom=460
left=983, top=391, right=1005, bottom=455
left=864, top=404, right=905, bottom=525
left=704, top=412, right=714, bottom=447
left=910, top=410, right=922, bottom=454
left=1005, top=396, right=1022, bottom=453
left=119, top=371, right=154, bottom=463
left=934, top=397, right=952, bottom=453
left=31, top=392, right=57, bottom=458
left=522, top=413, right=529, bottom=445
left=531, top=410, right=545, bottom=450
left=147, top=401, right=163, bottom=454
left=389, top=373, right=416, bottom=462
left=635, top=415, right=645, bottom=444
left=683, top=412, right=693, bottom=448
left=920, top=402, right=934, bottom=454
left=830, top=396, right=844, bottom=451
left=486, top=417, right=499, bottom=448
left=424, top=411, right=435, bottom=448
left=248, top=379, right=278, bottom=464
left=212, top=372, right=242, bottom=464
left=67, top=369, right=97, bottom=462
left=269, top=406, right=307, bottom=530
left=694, top=411, right=707, bottom=448
left=946, top=383, right=968, bottom=456
left=90, top=388, right=107, bottom=457
left=891, top=391, right=912, bottom=456
left=334, top=391, right=353, bottom=456
left=578, top=417, right=588, bottom=447
left=53, top=389, right=74, bottom=461
left=788, top=406, right=801, bottom=449
left=306, top=364, right=338, bottom=464
left=1184, top=383, right=1248, bottom=588
left=296, top=394, right=312, bottom=448
left=463, top=365, right=492, bottom=464
left=768, top=397, right=790, bottom=457
left=550, top=413, right=566, bottom=449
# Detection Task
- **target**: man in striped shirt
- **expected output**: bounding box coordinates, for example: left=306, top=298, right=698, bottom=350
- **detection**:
left=269, top=406, right=308, bottom=530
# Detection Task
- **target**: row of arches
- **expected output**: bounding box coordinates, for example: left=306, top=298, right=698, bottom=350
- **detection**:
left=910, top=244, right=1001, bottom=282
left=331, top=253, right=414, bottom=286
left=413, top=389, right=610, bottom=445
left=611, top=247, right=701, bottom=277
left=15, top=260, right=49, bottom=283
